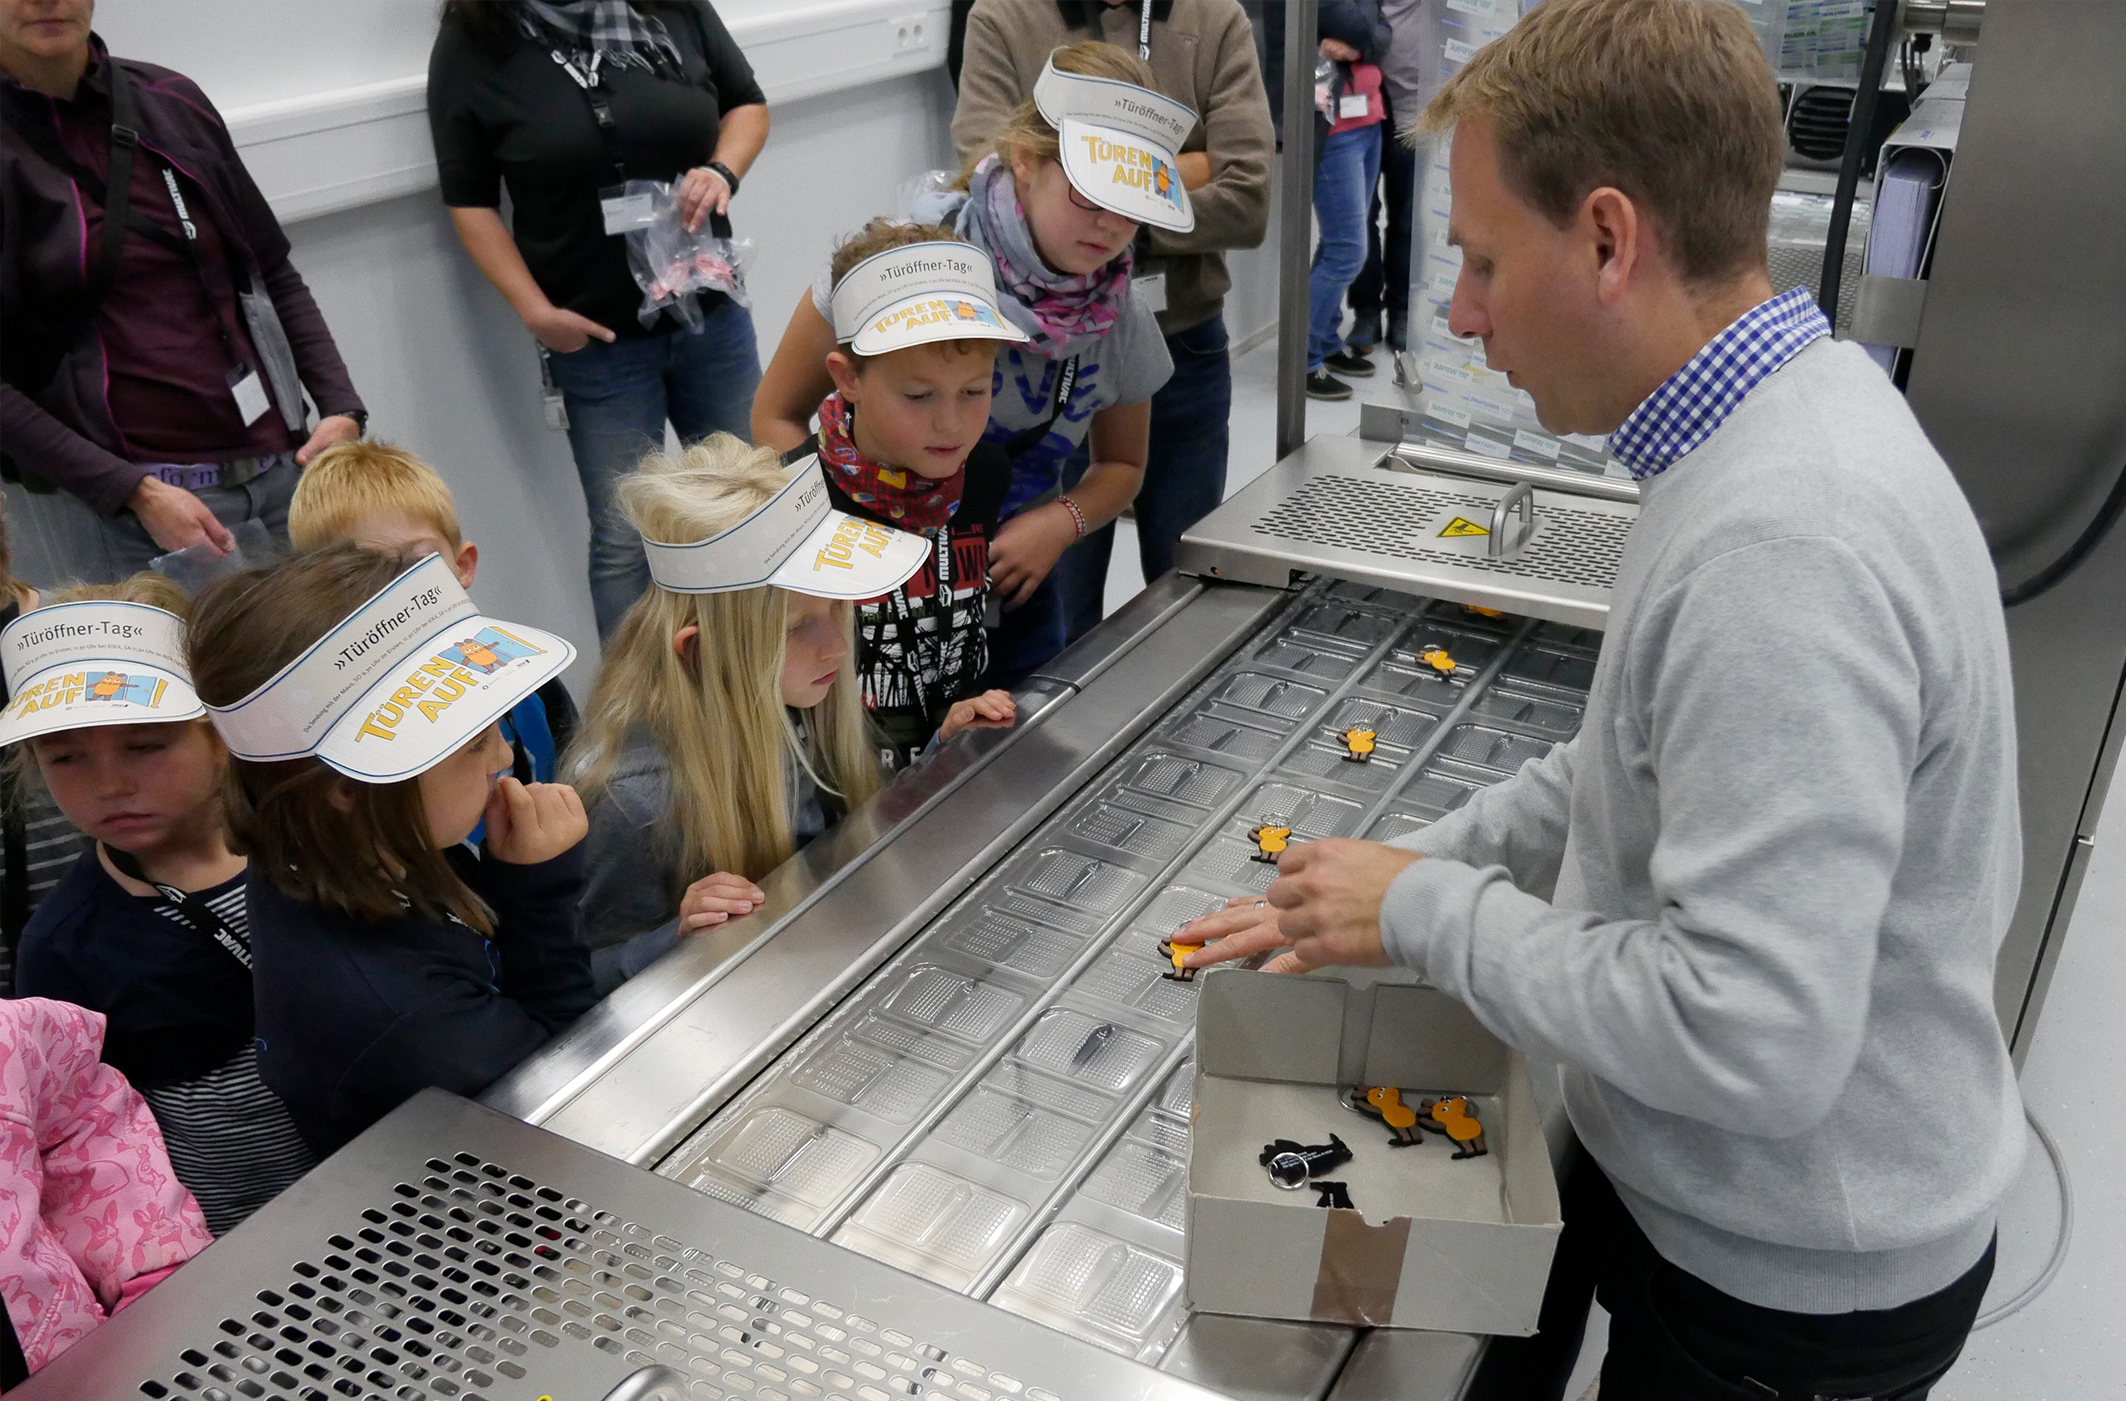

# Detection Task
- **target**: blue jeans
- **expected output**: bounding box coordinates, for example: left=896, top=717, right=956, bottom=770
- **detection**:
left=1349, top=104, right=1418, bottom=353
left=1055, top=313, right=1233, bottom=643
left=982, top=564, right=1068, bottom=693
left=543, top=299, right=761, bottom=636
left=1309, top=123, right=1384, bottom=372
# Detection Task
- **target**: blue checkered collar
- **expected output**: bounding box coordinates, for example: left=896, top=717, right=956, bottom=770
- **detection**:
left=1607, top=286, right=1831, bottom=482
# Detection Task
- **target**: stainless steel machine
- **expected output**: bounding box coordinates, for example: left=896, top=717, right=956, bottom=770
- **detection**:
left=22, top=3, right=2118, bottom=1399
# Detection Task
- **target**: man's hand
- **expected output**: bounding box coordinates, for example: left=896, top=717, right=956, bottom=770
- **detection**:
left=988, top=502, right=1079, bottom=607
left=675, top=165, right=732, bottom=231
left=126, top=475, right=235, bottom=556
left=483, top=779, right=589, bottom=865
left=678, top=871, right=765, bottom=933
left=1178, top=894, right=1294, bottom=970
left=1258, top=839, right=1422, bottom=973
left=522, top=300, right=617, bottom=353
left=1178, top=151, right=1213, bottom=191
left=939, top=689, right=1017, bottom=741
left=296, top=413, right=362, bottom=467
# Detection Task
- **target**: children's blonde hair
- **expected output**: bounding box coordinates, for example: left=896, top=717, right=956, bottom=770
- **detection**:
left=829, top=218, right=996, bottom=366
left=566, top=435, right=883, bottom=887
left=953, top=40, right=1159, bottom=190
left=287, top=440, right=463, bottom=553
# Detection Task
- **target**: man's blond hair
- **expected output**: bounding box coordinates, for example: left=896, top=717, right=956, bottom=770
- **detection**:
left=287, top=441, right=462, bottom=552
left=1419, top=0, right=1785, bottom=285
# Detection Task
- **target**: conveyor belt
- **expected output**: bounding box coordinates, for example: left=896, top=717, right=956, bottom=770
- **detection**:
left=649, top=577, right=1597, bottom=1372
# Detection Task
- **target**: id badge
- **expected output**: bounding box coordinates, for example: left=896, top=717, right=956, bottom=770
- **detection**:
left=599, top=183, right=655, bottom=236
left=1133, top=271, right=1168, bottom=316
left=1339, top=92, right=1371, bottom=120
left=227, top=364, right=270, bottom=426
left=537, top=347, right=569, bottom=431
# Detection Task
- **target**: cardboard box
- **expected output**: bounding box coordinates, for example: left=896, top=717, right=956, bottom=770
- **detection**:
left=1185, top=969, right=1562, bottom=1335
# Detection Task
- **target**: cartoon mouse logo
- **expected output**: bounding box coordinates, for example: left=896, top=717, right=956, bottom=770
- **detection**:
left=90, top=670, right=128, bottom=701
left=454, top=637, right=504, bottom=673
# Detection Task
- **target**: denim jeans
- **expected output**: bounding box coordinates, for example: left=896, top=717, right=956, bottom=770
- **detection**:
left=1348, top=110, right=1419, bottom=353
left=543, top=298, right=761, bottom=636
left=1054, top=313, right=1233, bottom=643
left=981, top=566, right=1068, bottom=693
left=1309, top=122, right=1384, bottom=372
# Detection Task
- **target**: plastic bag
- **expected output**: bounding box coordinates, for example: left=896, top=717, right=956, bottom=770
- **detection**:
left=620, top=178, right=753, bottom=330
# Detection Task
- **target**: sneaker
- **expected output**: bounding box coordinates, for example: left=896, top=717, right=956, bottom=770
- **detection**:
left=1324, top=347, right=1376, bottom=377
left=1305, top=369, right=1353, bottom=400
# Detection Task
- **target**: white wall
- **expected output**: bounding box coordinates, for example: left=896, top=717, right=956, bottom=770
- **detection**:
left=68, top=0, right=1285, bottom=687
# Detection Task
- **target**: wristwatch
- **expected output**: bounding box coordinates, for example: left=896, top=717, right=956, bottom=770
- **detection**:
left=332, top=408, right=369, bottom=437
left=706, top=160, right=741, bottom=199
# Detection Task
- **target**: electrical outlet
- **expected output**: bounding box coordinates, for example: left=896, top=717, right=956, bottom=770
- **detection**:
left=891, top=13, right=930, bottom=52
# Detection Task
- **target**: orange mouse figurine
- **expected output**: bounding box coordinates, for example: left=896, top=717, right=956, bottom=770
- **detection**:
left=1340, top=726, right=1377, bottom=763
left=1414, top=646, right=1457, bottom=678
left=1361, top=1085, right=1423, bottom=1147
left=1424, top=1096, right=1488, bottom=1159
left=1248, top=823, right=1292, bottom=864
left=1157, top=937, right=1203, bottom=983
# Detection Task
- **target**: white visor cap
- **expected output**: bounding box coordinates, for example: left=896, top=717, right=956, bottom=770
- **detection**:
left=1034, top=51, right=1197, bottom=233
left=830, top=240, right=1031, bottom=358
left=0, top=601, right=205, bottom=747
left=205, top=553, right=576, bottom=784
left=640, top=455, right=930, bottom=600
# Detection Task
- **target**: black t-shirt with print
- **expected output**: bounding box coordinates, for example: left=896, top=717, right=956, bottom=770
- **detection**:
left=427, top=2, right=764, bottom=339
left=789, top=439, right=1010, bottom=771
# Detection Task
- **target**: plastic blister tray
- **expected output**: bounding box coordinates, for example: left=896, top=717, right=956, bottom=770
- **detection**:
left=1117, top=753, right=1246, bottom=809
left=991, top=1223, right=1184, bottom=1353
left=681, top=1107, right=881, bottom=1228
left=1280, top=739, right=1402, bottom=792
left=849, top=1011, right=982, bottom=1073
left=1067, top=802, right=1196, bottom=862
left=940, top=906, right=1087, bottom=980
left=1393, top=623, right=1506, bottom=670
left=1361, top=656, right=1472, bottom=701
left=1323, top=697, right=1444, bottom=751
left=1009, top=848, right=1149, bottom=914
left=1136, top=885, right=1227, bottom=934
left=1182, top=837, right=1280, bottom=894
left=1234, top=782, right=1366, bottom=840
left=933, top=1085, right=1099, bottom=1180
left=1072, top=943, right=1199, bottom=1025
left=1397, top=758, right=1505, bottom=818
left=1465, top=681, right=1586, bottom=740
left=1438, top=723, right=1556, bottom=774
left=880, top=966, right=1027, bottom=1045
left=1011, top=1010, right=1166, bottom=1094
left=1161, top=707, right=1287, bottom=762
left=1253, top=629, right=1367, bottom=681
left=1528, top=620, right=1604, bottom=654
left=790, top=1037, right=954, bottom=1124
left=834, top=1164, right=1029, bottom=1290
left=1079, top=1138, right=1188, bottom=1227
left=1288, top=602, right=1405, bottom=648
left=1368, top=810, right=1434, bottom=844
left=1503, top=645, right=1598, bottom=695
left=1206, top=672, right=1328, bottom=722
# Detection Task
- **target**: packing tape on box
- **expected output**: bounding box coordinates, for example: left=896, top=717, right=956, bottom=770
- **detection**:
left=1310, top=1211, right=1412, bottom=1326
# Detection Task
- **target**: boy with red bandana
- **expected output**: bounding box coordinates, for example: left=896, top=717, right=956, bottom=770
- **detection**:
left=784, top=222, right=1028, bottom=769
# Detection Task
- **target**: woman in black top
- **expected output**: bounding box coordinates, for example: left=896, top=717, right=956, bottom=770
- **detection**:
left=427, top=0, right=770, bottom=636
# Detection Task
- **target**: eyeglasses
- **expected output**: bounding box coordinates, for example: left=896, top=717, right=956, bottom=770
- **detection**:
left=1065, top=182, right=1105, bottom=213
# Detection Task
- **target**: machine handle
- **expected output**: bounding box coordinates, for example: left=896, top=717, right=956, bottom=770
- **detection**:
left=1489, top=481, right=1536, bottom=558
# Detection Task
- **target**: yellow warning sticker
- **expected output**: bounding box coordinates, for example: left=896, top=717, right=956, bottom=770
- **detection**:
left=1438, top=516, right=1490, bottom=538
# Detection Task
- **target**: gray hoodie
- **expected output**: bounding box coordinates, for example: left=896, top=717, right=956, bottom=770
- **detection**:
left=1381, top=338, right=2023, bottom=1314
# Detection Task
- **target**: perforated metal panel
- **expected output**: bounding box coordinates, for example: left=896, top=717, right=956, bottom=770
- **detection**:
left=21, top=1095, right=1220, bottom=1401
left=1253, top=474, right=1632, bottom=591
left=1177, top=437, right=1637, bottom=629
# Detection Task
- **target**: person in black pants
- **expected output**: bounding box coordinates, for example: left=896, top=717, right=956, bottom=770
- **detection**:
left=428, top=0, right=771, bottom=638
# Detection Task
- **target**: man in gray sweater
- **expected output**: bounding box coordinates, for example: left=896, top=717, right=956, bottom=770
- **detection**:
left=1183, top=1, right=2021, bottom=1395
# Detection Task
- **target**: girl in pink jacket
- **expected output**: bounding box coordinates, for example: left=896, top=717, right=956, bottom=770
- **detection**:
left=1, top=997, right=211, bottom=1379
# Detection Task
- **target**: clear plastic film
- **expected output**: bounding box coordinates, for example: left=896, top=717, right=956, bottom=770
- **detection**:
left=619, top=178, right=754, bottom=329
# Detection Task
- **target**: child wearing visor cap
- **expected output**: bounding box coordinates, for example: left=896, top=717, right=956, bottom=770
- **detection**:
left=567, top=436, right=926, bottom=993
left=795, top=221, right=1024, bottom=772
left=753, top=41, right=1182, bottom=687
left=4, top=576, right=314, bottom=1233
left=185, top=545, right=595, bottom=1157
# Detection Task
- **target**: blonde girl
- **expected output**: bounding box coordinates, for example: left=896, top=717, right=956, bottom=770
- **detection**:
left=569, top=434, right=887, bottom=992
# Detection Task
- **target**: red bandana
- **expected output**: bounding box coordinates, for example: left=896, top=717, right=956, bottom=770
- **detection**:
left=815, top=393, right=963, bottom=534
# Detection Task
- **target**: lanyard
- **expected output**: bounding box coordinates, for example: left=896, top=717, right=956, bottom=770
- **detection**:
left=1139, top=0, right=1154, bottom=60
left=153, top=163, right=248, bottom=368
left=550, top=48, right=628, bottom=184
left=102, top=844, right=252, bottom=971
